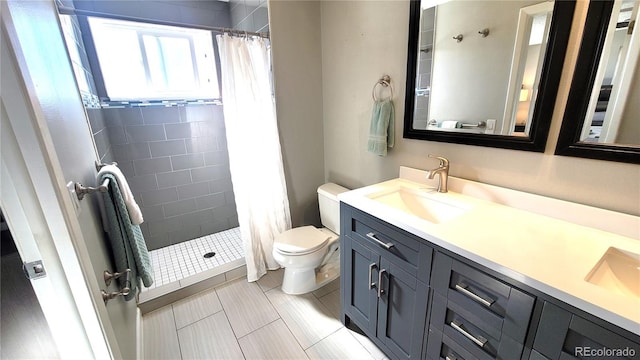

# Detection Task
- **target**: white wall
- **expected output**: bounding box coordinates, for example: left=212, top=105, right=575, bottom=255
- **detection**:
left=270, top=0, right=639, bottom=217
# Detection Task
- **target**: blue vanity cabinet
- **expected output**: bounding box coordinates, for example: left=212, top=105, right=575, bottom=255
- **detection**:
left=341, top=203, right=433, bottom=360
left=530, top=301, right=640, bottom=360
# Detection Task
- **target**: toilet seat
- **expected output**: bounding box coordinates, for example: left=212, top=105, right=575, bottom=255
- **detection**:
left=274, top=226, right=331, bottom=255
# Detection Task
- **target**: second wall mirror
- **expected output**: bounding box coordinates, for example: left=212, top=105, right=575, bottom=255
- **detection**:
left=403, top=0, right=575, bottom=151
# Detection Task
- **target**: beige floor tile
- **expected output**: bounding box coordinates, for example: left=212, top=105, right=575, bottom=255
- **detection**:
left=142, top=306, right=181, bottom=360
left=216, top=278, right=280, bottom=338
left=318, top=288, right=341, bottom=320
left=238, top=319, right=308, bottom=360
left=177, top=311, right=244, bottom=360
left=266, top=288, right=343, bottom=349
left=306, top=327, right=375, bottom=360
left=348, top=327, right=387, bottom=360
left=172, top=287, right=223, bottom=329
left=312, top=277, right=340, bottom=298
left=256, top=268, right=284, bottom=292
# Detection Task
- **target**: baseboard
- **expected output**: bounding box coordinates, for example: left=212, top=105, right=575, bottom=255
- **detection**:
left=136, top=307, right=143, bottom=360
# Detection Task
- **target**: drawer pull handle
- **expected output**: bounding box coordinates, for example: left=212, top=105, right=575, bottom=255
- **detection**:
left=378, top=269, right=387, bottom=298
left=368, top=263, right=377, bottom=290
left=445, top=356, right=457, bottom=360
left=455, top=283, right=495, bottom=307
left=450, top=320, right=487, bottom=348
left=366, top=232, right=395, bottom=249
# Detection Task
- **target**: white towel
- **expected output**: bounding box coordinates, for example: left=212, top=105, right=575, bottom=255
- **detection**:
left=440, top=120, right=460, bottom=129
left=97, top=165, right=144, bottom=227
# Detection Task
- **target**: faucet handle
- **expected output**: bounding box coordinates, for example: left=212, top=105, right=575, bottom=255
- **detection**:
left=428, top=154, right=449, bottom=167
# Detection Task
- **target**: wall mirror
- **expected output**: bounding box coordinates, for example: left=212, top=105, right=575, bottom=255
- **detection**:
left=403, top=0, right=575, bottom=151
left=556, top=0, right=640, bottom=164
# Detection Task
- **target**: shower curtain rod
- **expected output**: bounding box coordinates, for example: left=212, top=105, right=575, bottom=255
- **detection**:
left=56, top=6, right=270, bottom=38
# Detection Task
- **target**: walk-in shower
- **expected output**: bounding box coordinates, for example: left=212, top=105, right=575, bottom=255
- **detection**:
left=57, top=0, right=270, bottom=294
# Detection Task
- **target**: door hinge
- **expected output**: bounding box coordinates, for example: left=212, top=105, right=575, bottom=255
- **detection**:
left=628, top=20, right=635, bottom=35
left=23, top=260, right=47, bottom=280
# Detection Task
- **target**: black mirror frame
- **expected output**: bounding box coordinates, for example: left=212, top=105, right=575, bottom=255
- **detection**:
left=403, top=0, right=576, bottom=152
left=555, top=0, right=640, bottom=164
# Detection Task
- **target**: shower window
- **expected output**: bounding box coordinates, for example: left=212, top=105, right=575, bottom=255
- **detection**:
left=87, top=17, right=219, bottom=101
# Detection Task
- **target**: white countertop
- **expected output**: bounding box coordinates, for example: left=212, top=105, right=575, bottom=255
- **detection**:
left=338, top=167, right=640, bottom=335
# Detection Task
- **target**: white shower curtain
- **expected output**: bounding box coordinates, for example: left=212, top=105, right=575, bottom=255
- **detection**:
left=216, top=34, right=292, bottom=282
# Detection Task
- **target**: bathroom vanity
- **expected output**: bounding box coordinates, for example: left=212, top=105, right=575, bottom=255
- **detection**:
left=339, top=167, right=640, bottom=360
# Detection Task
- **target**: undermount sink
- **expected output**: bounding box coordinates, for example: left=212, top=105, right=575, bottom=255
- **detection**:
left=366, top=187, right=469, bottom=224
left=586, top=247, right=640, bottom=299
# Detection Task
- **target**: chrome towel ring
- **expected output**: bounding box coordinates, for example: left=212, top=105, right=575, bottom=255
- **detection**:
left=372, top=75, right=394, bottom=101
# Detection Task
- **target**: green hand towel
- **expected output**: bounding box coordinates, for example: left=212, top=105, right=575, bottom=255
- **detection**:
left=101, top=173, right=153, bottom=301
left=367, top=99, right=395, bottom=156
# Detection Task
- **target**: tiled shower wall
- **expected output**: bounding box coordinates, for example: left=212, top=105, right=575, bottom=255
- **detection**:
left=103, top=105, right=238, bottom=250
left=229, top=0, right=269, bottom=33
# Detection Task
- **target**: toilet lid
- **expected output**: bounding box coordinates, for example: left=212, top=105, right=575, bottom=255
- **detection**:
left=274, top=226, right=330, bottom=255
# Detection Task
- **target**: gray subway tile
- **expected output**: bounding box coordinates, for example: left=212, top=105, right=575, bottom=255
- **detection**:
left=140, top=187, right=178, bottom=207
left=203, top=151, right=229, bottom=166
left=112, top=142, right=151, bottom=161
left=134, top=157, right=172, bottom=175
left=103, top=107, right=143, bottom=126
left=116, top=160, right=136, bottom=179
left=228, top=216, right=239, bottom=228
left=156, top=170, right=192, bottom=189
left=146, top=234, right=171, bottom=251
left=177, top=182, right=210, bottom=200
left=185, top=137, right=218, bottom=153
left=212, top=203, right=237, bottom=221
left=107, top=126, right=127, bottom=145
left=196, top=121, right=225, bottom=138
left=168, top=226, right=201, bottom=245
left=224, top=191, right=236, bottom=206
left=163, top=198, right=197, bottom=218
left=141, top=106, right=181, bottom=125
left=93, top=129, right=110, bottom=160
left=165, top=123, right=197, bottom=139
left=183, top=105, right=215, bottom=122
left=201, top=219, right=231, bottom=235
left=140, top=205, right=165, bottom=222
left=179, top=209, right=214, bottom=229
left=127, top=174, right=158, bottom=193
left=171, top=153, right=204, bottom=171
left=196, top=192, right=226, bottom=210
left=191, top=165, right=227, bottom=183
left=149, top=140, right=186, bottom=157
left=209, top=177, right=234, bottom=193
left=125, top=125, right=167, bottom=143
left=148, top=217, right=183, bottom=237
left=87, top=108, right=106, bottom=133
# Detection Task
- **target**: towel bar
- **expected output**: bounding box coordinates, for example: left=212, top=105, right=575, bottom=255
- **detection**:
left=427, top=120, right=487, bottom=128
left=95, top=160, right=117, bottom=171
left=101, top=269, right=131, bottom=304
left=75, top=178, right=110, bottom=201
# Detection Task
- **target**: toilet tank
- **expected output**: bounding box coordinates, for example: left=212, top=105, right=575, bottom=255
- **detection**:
left=318, top=183, right=349, bottom=235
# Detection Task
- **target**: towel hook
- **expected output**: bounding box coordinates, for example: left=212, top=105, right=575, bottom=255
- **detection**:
left=453, top=34, right=463, bottom=42
left=372, top=75, right=394, bottom=101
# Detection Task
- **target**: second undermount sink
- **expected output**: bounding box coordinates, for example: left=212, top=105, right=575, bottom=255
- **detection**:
left=366, top=187, right=469, bottom=224
left=586, top=247, right=640, bottom=299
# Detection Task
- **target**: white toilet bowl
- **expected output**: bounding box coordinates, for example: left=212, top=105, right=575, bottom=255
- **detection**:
left=273, top=226, right=339, bottom=294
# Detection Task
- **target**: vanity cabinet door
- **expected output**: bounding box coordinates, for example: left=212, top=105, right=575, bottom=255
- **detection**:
left=377, top=258, right=430, bottom=360
left=342, top=233, right=380, bottom=338
left=532, top=301, right=640, bottom=360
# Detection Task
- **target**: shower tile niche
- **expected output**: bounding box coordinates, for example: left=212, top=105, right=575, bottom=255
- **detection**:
left=104, top=104, right=238, bottom=250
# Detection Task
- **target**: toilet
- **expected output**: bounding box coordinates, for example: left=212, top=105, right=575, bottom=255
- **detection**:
left=273, top=183, right=349, bottom=294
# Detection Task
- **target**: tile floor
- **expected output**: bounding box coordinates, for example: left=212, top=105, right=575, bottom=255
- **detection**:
left=145, top=227, right=243, bottom=291
left=143, top=269, right=388, bottom=360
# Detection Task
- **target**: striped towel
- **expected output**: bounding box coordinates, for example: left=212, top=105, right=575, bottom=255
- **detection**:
left=101, top=173, right=153, bottom=300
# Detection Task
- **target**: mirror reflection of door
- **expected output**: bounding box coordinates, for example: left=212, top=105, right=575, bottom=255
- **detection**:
left=503, top=1, right=554, bottom=136
left=582, top=0, right=640, bottom=146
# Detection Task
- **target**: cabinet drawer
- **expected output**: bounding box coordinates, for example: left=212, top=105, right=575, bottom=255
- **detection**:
left=427, top=326, right=487, bottom=360
left=430, top=292, right=525, bottom=359
left=432, top=252, right=535, bottom=342
left=533, top=301, right=640, bottom=360
left=346, top=206, right=433, bottom=282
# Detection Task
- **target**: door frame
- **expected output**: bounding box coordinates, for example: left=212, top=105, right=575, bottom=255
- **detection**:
left=1, top=1, right=121, bottom=358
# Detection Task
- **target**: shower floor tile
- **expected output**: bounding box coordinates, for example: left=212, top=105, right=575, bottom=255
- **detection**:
left=144, top=227, right=243, bottom=291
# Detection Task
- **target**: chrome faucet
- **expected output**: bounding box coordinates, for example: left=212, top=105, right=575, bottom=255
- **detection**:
left=426, top=155, right=449, bottom=193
